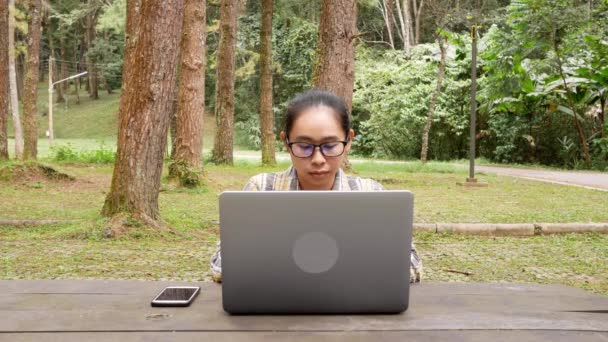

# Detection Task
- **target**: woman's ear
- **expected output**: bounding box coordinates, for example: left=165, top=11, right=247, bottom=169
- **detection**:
left=280, top=131, right=288, bottom=148
left=345, top=129, right=355, bottom=152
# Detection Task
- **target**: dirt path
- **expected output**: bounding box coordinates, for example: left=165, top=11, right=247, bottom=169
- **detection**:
left=471, top=165, right=608, bottom=191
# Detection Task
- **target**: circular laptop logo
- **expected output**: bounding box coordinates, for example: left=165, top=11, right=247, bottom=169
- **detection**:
left=292, top=232, right=339, bottom=274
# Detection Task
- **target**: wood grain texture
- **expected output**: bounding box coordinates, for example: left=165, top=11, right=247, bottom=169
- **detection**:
left=0, top=281, right=606, bottom=336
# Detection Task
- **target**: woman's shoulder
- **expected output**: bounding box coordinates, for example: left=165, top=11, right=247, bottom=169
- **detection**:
left=243, top=168, right=295, bottom=191
left=341, top=172, right=385, bottom=191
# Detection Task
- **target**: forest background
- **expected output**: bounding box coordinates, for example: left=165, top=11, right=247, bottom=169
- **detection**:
left=1, top=0, right=607, bottom=170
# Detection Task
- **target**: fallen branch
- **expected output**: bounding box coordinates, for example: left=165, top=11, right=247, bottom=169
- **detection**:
left=443, top=269, right=474, bottom=276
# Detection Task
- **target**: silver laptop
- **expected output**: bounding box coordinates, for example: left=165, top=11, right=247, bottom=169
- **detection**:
left=219, top=191, right=413, bottom=314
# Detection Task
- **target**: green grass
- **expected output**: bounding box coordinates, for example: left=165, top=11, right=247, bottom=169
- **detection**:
left=2, top=84, right=607, bottom=295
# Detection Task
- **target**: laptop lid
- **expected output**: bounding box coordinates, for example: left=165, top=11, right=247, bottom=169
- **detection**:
left=219, top=191, right=413, bottom=314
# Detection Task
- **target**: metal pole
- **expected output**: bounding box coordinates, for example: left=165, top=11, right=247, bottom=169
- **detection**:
left=468, top=25, right=478, bottom=182
left=48, top=56, right=54, bottom=145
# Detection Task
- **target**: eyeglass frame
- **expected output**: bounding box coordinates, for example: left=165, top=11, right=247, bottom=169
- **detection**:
left=285, top=136, right=351, bottom=158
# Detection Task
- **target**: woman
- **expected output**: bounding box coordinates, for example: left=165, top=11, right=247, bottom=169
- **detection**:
left=211, top=90, right=422, bottom=283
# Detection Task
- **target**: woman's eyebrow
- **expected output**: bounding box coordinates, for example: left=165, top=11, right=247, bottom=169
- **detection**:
left=292, top=135, right=341, bottom=142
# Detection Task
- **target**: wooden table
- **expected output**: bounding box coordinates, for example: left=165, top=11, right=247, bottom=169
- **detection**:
left=1, top=280, right=607, bottom=341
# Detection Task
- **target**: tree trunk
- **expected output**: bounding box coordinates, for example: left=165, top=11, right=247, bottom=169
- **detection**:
left=0, top=0, right=9, bottom=159
left=8, top=0, right=23, bottom=159
left=600, top=97, right=606, bottom=138
left=552, top=34, right=591, bottom=166
left=170, top=0, right=206, bottom=184
left=395, top=0, right=411, bottom=54
left=420, top=34, right=446, bottom=163
left=48, top=36, right=65, bottom=104
left=60, top=38, right=68, bottom=96
left=313, top=0, right=357, bottom=112
left=313, top=0, right=357, bottom=170
left=211, top=0, right=237, bottom=165
left=259, top=0, right=276, bottom=165
left=85, top=7, right=99, bottom=100
left=381, top=0, right=395, bottom=49
left=22, top=0, right=42, bottom=160
left=413, top=0, right=423, bottom=45
left=102, top=0, right=185, bottom=224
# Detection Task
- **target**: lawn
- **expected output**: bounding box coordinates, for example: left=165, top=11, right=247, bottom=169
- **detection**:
left=1, top=159, right=607, bottom=295
left=1, top=83, right=606, bottom=295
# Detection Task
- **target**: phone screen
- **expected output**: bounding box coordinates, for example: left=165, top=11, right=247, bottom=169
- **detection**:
left=151, top=286, right=200, bottom=307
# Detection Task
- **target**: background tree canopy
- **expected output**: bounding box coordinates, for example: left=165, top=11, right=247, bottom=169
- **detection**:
left=4, top=0, right=608, bottom=170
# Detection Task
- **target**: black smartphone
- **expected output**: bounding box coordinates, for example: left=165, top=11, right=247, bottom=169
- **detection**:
left=150, top=286, right=200, bottom=307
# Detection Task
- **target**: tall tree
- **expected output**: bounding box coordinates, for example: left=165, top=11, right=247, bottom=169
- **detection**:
left=380, top=0, right=395, bottom=49
left=313, top=0, right=357, bottom=170
left=0, top=0, right=9, bottom=159
left=8, top=0, right=23, bottom=159
left=169, top=0, right=206, bottom=186
left=259, top=0, right=276, bottom=165
left=85, top=1, right=99, bottom=100
left=102, top=0, right=185, bottom=226
left=211, top=0, right=237, bottom=165
left=312, top=0, right=357, bottom=112
left=420, top=31, right=446, bottom=162
left=22, top=0, right=42, bottom=160
left=412, top=0, right=423, bottom=44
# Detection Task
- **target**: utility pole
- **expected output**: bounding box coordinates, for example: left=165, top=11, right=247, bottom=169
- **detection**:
left=48, top=56, right=54, bottom=145
left=468, top=25, right=477, bottom=182
left=459, top=23, right=487, bottom=187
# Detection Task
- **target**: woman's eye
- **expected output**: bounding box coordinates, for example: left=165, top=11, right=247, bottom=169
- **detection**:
left=296, top=144, right=313, bottom=152
left=322, top=143, right=339, bottom=152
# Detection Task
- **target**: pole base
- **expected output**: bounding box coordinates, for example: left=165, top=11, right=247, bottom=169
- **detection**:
left=457, top=178, right=488, bottom=187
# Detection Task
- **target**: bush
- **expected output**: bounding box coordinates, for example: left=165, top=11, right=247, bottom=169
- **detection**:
left=51, top=143, right=116, bottom=164
left=352, top=44, right=470, bottom=160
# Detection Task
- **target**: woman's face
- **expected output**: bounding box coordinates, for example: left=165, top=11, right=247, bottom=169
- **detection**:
left=280, top=105, right=354, bottom=190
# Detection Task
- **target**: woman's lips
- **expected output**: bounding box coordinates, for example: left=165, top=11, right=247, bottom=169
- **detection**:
left=309, top=171, right=329, bottom=178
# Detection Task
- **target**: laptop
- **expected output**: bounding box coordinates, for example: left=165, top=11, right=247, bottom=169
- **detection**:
left=219, top=190, right=413, bottom=314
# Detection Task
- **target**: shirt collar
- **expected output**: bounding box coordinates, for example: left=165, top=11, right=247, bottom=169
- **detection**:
left=288, top=166, right=345, bottom=191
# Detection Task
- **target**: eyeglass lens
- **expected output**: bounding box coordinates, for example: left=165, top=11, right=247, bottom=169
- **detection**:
left=291, top=142, right=344, bottom=157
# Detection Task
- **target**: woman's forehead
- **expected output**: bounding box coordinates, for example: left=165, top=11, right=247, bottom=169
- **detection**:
left=290, top=106, right=344, bottom=139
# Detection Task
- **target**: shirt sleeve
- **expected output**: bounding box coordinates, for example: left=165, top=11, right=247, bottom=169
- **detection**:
left=242, top=175, right=262, bottom=191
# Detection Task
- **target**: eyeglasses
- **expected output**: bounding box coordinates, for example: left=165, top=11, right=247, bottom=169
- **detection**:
left=286, top=138, right=349, bottom=158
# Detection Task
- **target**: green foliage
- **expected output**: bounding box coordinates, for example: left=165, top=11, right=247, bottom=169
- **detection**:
left=51, top=143, right=115, bottom=164
left=478, top=0, right=608, bottom=168
left=352, top=42, right=471, bottom=160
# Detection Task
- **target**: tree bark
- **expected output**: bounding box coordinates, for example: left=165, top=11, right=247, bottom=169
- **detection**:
left=8, top=0, right=22, bottom=159
left=395, top=0, right=411, bottom=54
left=60, top=38, right=68, bottom=96
left=312, top=0, right=357, bottom=170
left=85, top=5, right=99, bottom=100
left=312, top=0, right=357, bottom=112
left=22, top=0, right=42, bottom=160
left=47, top=25, right=65, bottom=104
left=259, top=0, right=276, bottom=165
left=413, top=0, right=423, bottom=45
left=211, top=0, right=237, bottom=165
left=381, top=0, right=395, bottom=49
left=170, top=0, right=206, bottom=182
left=16, top=53, right=24, bottom=99
left=0, top=0, right=9, bottom=159
left=420, top=33, right=446, bottom=163
left=102, top=0, right=185, bottom=224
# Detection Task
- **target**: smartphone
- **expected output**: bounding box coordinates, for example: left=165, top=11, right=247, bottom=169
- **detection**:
left=151, top=286, right=200, bottom=307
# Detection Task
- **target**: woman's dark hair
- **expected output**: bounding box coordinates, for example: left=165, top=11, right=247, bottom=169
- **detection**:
left=284, top=89, right=351, bottom=139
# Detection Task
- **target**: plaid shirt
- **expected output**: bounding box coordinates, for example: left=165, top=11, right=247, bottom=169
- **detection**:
left=239, top=167, right=423, bottom=283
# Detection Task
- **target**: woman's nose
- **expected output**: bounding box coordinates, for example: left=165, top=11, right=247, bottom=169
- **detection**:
left=310, top=146, right=326, bottom=164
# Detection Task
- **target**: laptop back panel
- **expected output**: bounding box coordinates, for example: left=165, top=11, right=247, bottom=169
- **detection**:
left=219, top=191, right=413, bottom=314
